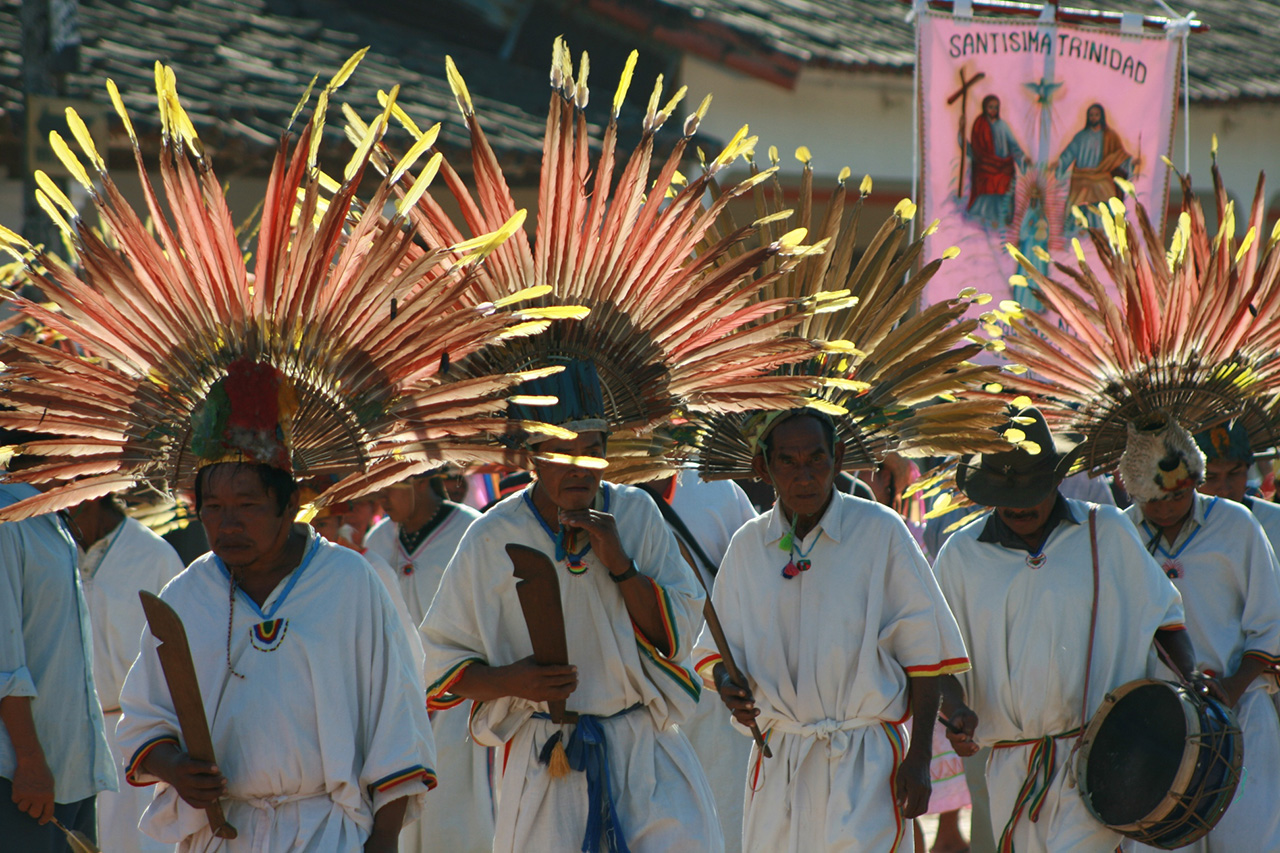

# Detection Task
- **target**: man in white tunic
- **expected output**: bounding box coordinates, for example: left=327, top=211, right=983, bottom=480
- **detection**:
left=365, top=474, right=492, bottom=853
left=421, top=361, right=720, bottom=853
left=64, top=495, right=184, bottom=853
left=0, top=450, right=117, bottom=851
left=697, top=410, right=970, bottom=853
left=1119, top=415, right=1280, bottom=852
left=117, top=452, right=436, bottom=852
left=935, top=408, right=1199, bottom=853
left=1195, top=419, right=1280, bottom=547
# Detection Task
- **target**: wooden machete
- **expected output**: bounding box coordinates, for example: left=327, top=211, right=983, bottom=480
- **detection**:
left=506, top=543, right=576, bottom=724
left=138, top=591, right=238, bottom=839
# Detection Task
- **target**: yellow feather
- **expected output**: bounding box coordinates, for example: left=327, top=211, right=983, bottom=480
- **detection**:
left=288, top=74, right=318, bottom=130
left=661, top=85, right=687, bottom=118
left=48, top=132, right=94, bottom=191
left=533, top=452, right=609, bottom=469
left=35, top=190, right=74, bottom=236
left=381, top=90, right=424, bottom=137
left=35, top=171, right=78, bottom=219
left=328, top=47, right=369, bottom=91
left=395, top=152, right=443, bottom=216
left=516, top=306, right=591, bottom=321
left=105, top=79, right=137, bottom=144
left=805, top=399, right=849, bottom=416
left=452, top=209, right=528, bottom=262
left=613, top=50, right=638, bottom=118
left=445, top=56, right=475, bottom=117
left=1235, top=227, right=1256, bottom=264
left=837, top=166, right=851, bottom=183
left=64, top=108, right=104, bottom=171
left=860, top=174, right=873, bottom=195
left=493, top=284, right=552, bottom=307
left=894, top=199, right=917, bottom=220
left=308, top=89, right=330, bottom=170
left=514, top=365, right=566, bottom=381
left=942, top=246, right=961, bottom=260
left=795, top=146, right=812, bottom=164
left=344, top=111, right=386, bottom=184
left=507, top=395, right=558, bottom=406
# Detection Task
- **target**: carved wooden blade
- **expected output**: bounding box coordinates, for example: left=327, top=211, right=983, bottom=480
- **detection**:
left=506, top=544, right=572, bottom=723
left=138, top=592, right=238, bottom=839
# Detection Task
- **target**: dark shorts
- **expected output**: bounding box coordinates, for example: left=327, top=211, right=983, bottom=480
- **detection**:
left=0, top=776, right=96, bottom=853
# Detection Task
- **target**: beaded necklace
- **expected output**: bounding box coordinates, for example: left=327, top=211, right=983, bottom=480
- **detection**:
left=523, top=485, right=611, bottom=574
left=778, top=516, right=818, bottom=579
left=1142, top=497, right=1216, bottom=579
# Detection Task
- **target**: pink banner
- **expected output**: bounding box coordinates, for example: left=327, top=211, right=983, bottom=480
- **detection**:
left=918, top=10, right=1181, bottom=317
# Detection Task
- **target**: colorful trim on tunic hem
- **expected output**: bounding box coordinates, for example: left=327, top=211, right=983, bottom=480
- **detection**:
left=426, top=657, right=484, bottom=710
left=883, top=722, right=908, bottom=852
left=1243, top=649, right=1280, bottom=667
left=370, top=765, right=437, bottom=794
left=633, top=629, right=701, bottom=703
left=125, top=735, right=180, bottom=787
left=694, top=653, right=723, bottom=684
left=1158, top=622, right=1187, bottom=632
left=905, top=657, right=971, bottom=677
left=644, top=577, right=680, bottom=657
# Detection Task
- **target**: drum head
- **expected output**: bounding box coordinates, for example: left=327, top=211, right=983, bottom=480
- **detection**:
left=1081, top=681, right=1186, bottom=826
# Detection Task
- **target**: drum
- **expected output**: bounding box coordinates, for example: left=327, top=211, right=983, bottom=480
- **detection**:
left=1076, top=678, right=1242, bottom=849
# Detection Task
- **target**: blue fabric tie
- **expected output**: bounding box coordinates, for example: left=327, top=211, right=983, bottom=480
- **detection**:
left=534, top=705, right=641, bottom=853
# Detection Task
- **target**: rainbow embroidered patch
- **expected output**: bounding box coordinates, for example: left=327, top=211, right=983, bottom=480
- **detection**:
left=250, top=618, right=289, bottom=652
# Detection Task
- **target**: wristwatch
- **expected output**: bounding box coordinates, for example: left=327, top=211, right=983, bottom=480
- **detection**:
left=609, top=560, right=639, bottom=583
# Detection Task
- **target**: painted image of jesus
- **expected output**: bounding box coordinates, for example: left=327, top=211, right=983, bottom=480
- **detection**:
left=1054, top=103, right=1132, bottom=217
left=967, top=94, right=1029, bottom=229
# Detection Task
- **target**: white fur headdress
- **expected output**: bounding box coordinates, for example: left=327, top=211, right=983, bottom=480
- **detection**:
left=1118, top=412, right=1206, bottom=504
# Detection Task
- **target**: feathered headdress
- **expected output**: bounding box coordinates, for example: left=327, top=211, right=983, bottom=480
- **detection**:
left=0, top=54, right=567, bottom=521
left=1001, top=147, right=1280, bottom=476
left=347, top=39, right=835, bottom=480
left=691, top=155, right=1010, bottom=481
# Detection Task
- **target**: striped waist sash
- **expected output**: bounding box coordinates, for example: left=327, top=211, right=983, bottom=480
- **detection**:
left=992, top=727, right=1082, bottom=853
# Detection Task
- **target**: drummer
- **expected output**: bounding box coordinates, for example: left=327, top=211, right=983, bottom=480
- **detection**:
left=933, top=408, right=1207, bottom=853
left=1119, top=415, right=1280, bottom=852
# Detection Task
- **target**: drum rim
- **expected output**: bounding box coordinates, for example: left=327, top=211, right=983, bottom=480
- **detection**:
left=1077, top=678, right=1205, bottom=831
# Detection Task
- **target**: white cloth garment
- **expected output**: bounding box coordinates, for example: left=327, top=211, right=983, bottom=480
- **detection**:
left=364, top=501, right=480, bottom=620
left=663, top=470, right=756, bottom=853
left=694, top=492, right=970, bottom=853
left=421, top=483, right=721, bottom=853
left=0, top=483, right=116, bottom=803
left=366, top=507, right=492, bottom=853
left=1124, top=493, right=1280, bottom=852
left=362, top=550, right=427, bottom=680
left=117, top=528, right=436, bottom=852
left=79, top=517, right=183, bottom=853
left=935, top=498, right=1184, bottom=853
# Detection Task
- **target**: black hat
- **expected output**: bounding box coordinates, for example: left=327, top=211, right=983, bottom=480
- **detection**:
left=956, top=406, right=1077, bottom=509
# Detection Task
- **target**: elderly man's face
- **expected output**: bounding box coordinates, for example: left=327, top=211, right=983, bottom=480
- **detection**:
left=995, top=491, right=1058, bottom=539
left=198, top=463, right=297, bottom=572
left=532, top=431, right=607, bottom=512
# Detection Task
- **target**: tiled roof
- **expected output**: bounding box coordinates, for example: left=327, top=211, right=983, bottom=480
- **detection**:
left=590, top=0, right=1280, bottom=102
left=0, top=0, right=553, bottom=167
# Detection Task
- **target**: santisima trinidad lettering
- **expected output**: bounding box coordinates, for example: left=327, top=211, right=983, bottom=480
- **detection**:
left=948, top=29, right=1149, bottom=83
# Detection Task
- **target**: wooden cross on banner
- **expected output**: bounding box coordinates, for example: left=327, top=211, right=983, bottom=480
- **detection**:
left=947, top=69, right=986, bottom=198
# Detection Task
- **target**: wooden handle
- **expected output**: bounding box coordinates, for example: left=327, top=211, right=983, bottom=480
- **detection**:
left=674, top=541, right=772, bottom=759
left=138, top=592, right=238, bottom=839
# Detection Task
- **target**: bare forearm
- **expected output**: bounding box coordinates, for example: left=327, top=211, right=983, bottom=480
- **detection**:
left=365, top=796, right=407, bottom=853
left=0, top=696, right=45, bottom=764
left=907, top=676, right=941, bottom=760
left=938, top=674, right=967, bottom=718
left=452, top=663, right=514, bottom=702
left=1155, top=628, right=1198, bottom=680
left=615, top=572, right=671, bottom=657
